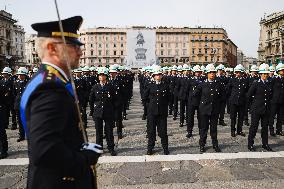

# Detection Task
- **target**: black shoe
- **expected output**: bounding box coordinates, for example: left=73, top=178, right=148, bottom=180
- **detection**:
left=248, top=145, right=256, bottom=151
left=173, top=116, right=177, bottom=121
left=123, top=116, right=128, bottom=120
left=186, top=133, right=193, bottom=138
left=11, top=125, right=17, bottom=130
left=270, top=132, right=277, bottom=137
left=169, top=111, right=172, bottom=115
left=163, top=149, right=170, bottom=155
left=262, top=145, right=273, bottom=151
left=213, top=145, right=221, bottom=152
left=231, top=132, right=236, bottom=137
left=200, top=146, right=206, bottom=153
left=110, top=150, right=117, bottom=156
left=118, top=133, right=123, bottom=139
left=219, top=121, right=227, bottom=126
left=142, top=115, right=146, bottom=120
left=0, top=152, right=8, bottom=159
left=244, top=121, right=250, bottom=126
left=276, top=131, right=284, bottom=136
left=17, top=138, right=25, bottom=142
left=147, top=149, right=153, bottom=155
left=179, top=123, right=184, bottom=127
left=237, top=132, right=246, bottom=137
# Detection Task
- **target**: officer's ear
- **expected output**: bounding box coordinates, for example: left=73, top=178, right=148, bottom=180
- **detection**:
left=46, top=41, right=58, bottom=56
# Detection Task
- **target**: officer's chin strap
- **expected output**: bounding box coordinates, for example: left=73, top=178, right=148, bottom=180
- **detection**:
left=53, top=1, right=98, bottom=188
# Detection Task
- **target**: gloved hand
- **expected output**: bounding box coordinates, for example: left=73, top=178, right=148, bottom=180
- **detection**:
left=81, top=143, right=103, bottom=165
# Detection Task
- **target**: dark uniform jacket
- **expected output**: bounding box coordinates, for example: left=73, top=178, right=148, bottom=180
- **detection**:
left=193, top=79, right=222, bottom=116
left=247, top=79, right=272, bottom=115
left=184, top=76, right=203, bottom=107
left=20, top=64, right=97, bottom=189
left=89, top=82, right=115, bottom=119
left=143, top=81, right=170, bottom=116
left=226, top=77, right=249, bottom=106
left=270, top=76, right=284, bottom=104
left=74, top=76, right=88, bottom=106
left=14, top=78, right=28, bottom=110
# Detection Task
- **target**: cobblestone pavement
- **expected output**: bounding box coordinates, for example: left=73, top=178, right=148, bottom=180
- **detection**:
left=1, top=81, right=284, bottom=188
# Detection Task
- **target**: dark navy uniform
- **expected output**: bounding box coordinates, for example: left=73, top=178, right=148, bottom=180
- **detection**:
left=89, top=82, right=116, bottom=154
left=143, top=80, right=170, bottom=155
left=14, top=77, right=28, bottom=141
left=216, top=75, right=229, bottom=125
left=193, top=79, right=222, bottom=152
left=268, top=75, right=284, bottom=136
left=21, top=64, right=100, bottom=189
left=0, top=78, right=9, bottom=158
left=226, top=77, right=248, bottom=136
left=247, top=79, right=272, bottom=151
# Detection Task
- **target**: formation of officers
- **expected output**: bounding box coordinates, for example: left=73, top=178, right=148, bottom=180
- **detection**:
left=139, top=62, right=284, bottom=154
left=0, top=64, right=134, bottom=158
left=1, top=61, right=284, bottom=158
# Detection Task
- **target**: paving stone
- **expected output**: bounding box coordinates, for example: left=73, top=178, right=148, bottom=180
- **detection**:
left=196, top=166, right=234, bottom=182
left=152, top=169, right=199, bottom=184
left=229, top=165, right=267, bottom=180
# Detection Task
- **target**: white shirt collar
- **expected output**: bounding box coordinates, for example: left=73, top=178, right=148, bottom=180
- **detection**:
left=42, top=62, right=69, bottom=81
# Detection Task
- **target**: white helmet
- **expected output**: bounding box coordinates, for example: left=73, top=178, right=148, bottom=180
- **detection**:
left=276, top=63, right=284, bottom=72
left=109, top=65, right=119, bottom=73
left=192, top=65, right=202, bottom=72
left=97, top=67, right=109, bottom=75
left=250, top=65, right=259, bottom=72
left=258, top=63, right=270, bottom=74
left=17, top=67, right=28, bottom=75
left=171, top=65, right=177, bottom=71
left=2, top=67, right=12, bottom=74
left=205, top=64, right=217, bottom=73
left=152, top=65, right=162, bottom=75
left=234, top=64, right=245, bottom=73
left=216, top=64, right=225, bottom=71
left=32, top=67, right=39, bottom=73
left=182, top=64, right=190, bottom=71
left=269, top=65, right=275, bottom=72
left=82, top=66, right=90, bottom=72
left=200, top=65, right=206, bottom=72
left=177, top=65, right=183, bottom=72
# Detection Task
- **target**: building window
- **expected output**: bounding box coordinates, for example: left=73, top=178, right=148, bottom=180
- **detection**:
left=99, top=43, right=102, bottom=48
left=183, top=49, right=187, bottom=56
left=106, top=44, right=109, bottom=48
left=192, top=48, right=195, bottom=54
left=99, top=36, right=102, bottom=41
left=99, top=58, right=101, bottom=63
left=211, top=36, right=214, bottom=41
left=161, top=37, right=163, bottom=41
left=183, top=43, right=186, bottom=48
left=192, top=56, right=195, bottom=61
left=91, top=44, right=93, bottom=48
left=205, top=49, right=208, bottom=54
left=114, top=59, right=117, bottom=63
left=175, top=43, right=178, bottom=48
left=91, top=50, right=94, bottom=56
left=121, top=43, right=124, bottom=47
left=161, top=43, right=164, bottom=48
left=161, top=50, right=164, bottom=56
left=106, top=37, right=109, bottom=41
left=98, top=50, right=102, bottom=56
left=114, top=51, right=117, bottom=55
left=106, top=50, right=109, bottom=56
left=168, top=49, right=172, bottom=56
left=205, top=36, right=208, bottom=41
left=121, top=51, right=124, bottom=55
left=114, top=43, right=117, bottom=48
left=175, top=50, right=179, bottom=56
left=121, top=36, right=124, bottom=40
left=217, top=56, right=220, bottom=62
left=106, top=58, right=109, bottom=63
left=199, top=49, right=202, bottom=53
left=205, top=56, right=208, bottom=62
left=211, top=56, right=214, bottom=62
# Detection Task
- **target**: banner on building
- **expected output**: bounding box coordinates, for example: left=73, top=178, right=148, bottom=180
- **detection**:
left=126, top=29, right=156, bottom=68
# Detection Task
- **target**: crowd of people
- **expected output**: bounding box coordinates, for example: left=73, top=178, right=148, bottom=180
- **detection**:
left=138, top=62, right=284, bottom=154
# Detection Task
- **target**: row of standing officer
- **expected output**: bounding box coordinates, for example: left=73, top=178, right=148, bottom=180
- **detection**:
left=138, top=62, right=284, bottom=153
left=0, top=66, right=37, bottom=159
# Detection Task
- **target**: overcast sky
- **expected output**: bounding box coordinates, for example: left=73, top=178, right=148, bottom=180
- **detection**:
left=1, top=0, right=283, bottom=57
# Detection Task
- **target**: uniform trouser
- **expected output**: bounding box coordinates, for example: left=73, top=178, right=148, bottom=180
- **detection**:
left=16, top=110, right=25, bottom=139
left=0, top=105, right=8, bottom=153
left=179, top=100, right=186, bottom=124
left=142, top=100, right=147, bottom=117
left=115, top=105, right=123, bottom=134
left=248, top=112, right=269, bottom=146
left=226, top=100, right=231, bottom=114
left=94, top=117, right=115, bottom=150
left=218, top=101, right=226, bottom=122
left=147, top=115, right=168, bottom=150
left=186, top=105, right=200, bottom=134
left=230, top=104, right=245, bottom=133
left=169, top=94, right=174, bottom=113
left=122, top=100, right=128, bottom=116
left=80, top=102, right=88, bottom=128
left=173, top=96, right=179, bottom=117
left=199, top=114, right=219, bottom=147
left=269, top=103, right=284, bottom=133
left=244, top=99, right=250, bottom=123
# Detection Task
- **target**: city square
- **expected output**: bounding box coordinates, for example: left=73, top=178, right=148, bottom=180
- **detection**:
left=1, top=0, right=284, bottom=189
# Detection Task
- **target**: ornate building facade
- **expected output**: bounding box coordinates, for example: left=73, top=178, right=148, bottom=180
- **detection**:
left=258, top=11, right=284, bottom=65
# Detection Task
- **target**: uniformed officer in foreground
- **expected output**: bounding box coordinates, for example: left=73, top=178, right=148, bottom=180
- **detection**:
left=20, top=16, right=103, bottom=189
left=143, top=65, right=170, bottom=155
left=247, top=63, right=273, bottom=151
left=193, top=64, right=222, bottom=153
left=89, top=67, right=117, bottom=156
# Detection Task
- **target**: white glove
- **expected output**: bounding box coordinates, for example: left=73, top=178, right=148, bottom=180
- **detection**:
left=81, top=143, right=103, bottom=154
